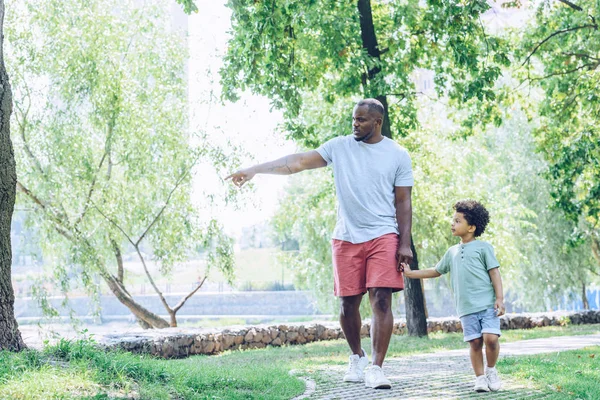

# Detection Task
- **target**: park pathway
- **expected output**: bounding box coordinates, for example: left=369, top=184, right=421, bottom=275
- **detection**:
left=295, top=334, right=600, bottom=399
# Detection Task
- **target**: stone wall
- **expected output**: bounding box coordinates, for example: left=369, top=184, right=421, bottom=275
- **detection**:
left=103, top=310, right=600, bottom=358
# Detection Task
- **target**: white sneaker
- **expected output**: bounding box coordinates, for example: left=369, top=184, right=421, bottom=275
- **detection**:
left=343, top=348, right=369, bottom=382
left=364, top=365, right=391, bottom=389
left=486, top=367, right=502, bottom=391
left=473, top=375, right=490, bottom=392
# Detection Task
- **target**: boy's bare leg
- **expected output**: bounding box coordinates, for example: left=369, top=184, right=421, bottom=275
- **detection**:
left=469, top=337, right=485, bottom=376
left=368, top=288, right=393, bottom=367
left=483, top=333, right=500, bottom=367
left=340, top=294, right=364, bottom=355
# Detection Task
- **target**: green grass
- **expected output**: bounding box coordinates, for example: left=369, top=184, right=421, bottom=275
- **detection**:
left=0, top=324, right=599, bottom=399
left=499, top=346, right=600, bottom=400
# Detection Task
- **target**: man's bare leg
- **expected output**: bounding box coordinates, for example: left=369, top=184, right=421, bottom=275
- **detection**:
left=369, top=288, right=393, bottom=366
left=340, top=294, right=364, bottom=355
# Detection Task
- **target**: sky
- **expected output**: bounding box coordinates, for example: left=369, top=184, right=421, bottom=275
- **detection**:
left=187, top=1, right=298, bottom=239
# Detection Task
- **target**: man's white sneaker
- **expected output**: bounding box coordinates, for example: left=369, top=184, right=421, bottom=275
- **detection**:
left=473, top=375, right=490, bottom=392
left=486, top=367, right=502, bottom=391
left=342, top=349, right=369, bottom=382
left=364, top=365, right=391, bottom=389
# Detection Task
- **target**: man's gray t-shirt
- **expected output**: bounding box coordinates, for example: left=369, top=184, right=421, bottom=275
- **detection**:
left=316, top=135, right=413, bottom=244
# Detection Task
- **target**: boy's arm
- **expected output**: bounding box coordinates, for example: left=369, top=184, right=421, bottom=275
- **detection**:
left=488, top=267, right=505, bottom=316
left=225, top=151, right=327, bottom=187
left=402, top=262, right=441, bottom=279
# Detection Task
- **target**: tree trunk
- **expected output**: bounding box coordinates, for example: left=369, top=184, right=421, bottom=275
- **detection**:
left=592, top=237, right=600, bottom=265
left=102, top=273, right=170, bottom=329
left=358, top=0, right=428, bottom=336
left=403, top=237, right=428, bottom=336
left=582, top=281, right=589, bottom=310
left=0, top=0, right=26, bottom=351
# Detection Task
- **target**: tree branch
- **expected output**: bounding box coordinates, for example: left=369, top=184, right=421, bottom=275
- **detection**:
left=557, top=0, right=583, bottom=12
left=561, top=51, right=600, bottom=60
left=111, top=238, right=124, bottom=284
left=530, top=61, right=600, bottom=81
left=172, top=276, right=206, bottom=313
left=78, top=115, right=117, bottom=225
left=521, top=24, right=598, bottom=67
left=91, top=201, right=136, bottom=246
left=16, top=181, right=75, bottom=241
left=592, top=237, right=600, bottom=265
left=135, top=158, right=199, bottom=246
left=134, top=245, right=172, bottom=314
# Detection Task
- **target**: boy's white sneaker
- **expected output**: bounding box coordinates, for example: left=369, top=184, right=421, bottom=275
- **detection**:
left=364, top=365, right=391, bottom=389
left=474, top=375, right=490, bottom=392
left=486, top=367, right=502, bottom=391
left=342, top=348, right=369, bottom=382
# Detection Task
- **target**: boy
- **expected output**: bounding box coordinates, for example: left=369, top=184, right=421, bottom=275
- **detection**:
left=402, top=200, right=504, bottom=392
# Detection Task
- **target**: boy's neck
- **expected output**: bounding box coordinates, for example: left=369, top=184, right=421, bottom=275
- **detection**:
left=460, top=235, right=476, bottom=244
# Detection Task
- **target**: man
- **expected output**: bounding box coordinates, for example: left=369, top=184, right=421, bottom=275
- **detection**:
left=226, top=98, right=413, bottom=389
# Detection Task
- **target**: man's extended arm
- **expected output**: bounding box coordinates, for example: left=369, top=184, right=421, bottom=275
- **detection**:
left=394, top=186, right=413, bottom=269
left=225, top=150, right=327, bottom=187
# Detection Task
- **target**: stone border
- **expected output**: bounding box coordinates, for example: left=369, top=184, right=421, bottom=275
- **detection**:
left=104, top=310, right=598, bottom=358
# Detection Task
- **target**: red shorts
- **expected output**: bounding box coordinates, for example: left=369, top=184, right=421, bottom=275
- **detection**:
left=332, top=233, right=404, bottom=297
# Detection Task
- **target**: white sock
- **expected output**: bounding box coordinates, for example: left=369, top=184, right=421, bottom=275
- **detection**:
left=486, top=366, right=496, bottom=372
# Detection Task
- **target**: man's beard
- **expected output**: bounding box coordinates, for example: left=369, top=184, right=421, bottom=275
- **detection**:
left=354, top=130, right=375, bottom=142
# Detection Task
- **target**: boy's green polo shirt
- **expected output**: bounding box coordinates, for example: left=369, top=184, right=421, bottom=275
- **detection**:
left=435, top=240, right=500, bottom=317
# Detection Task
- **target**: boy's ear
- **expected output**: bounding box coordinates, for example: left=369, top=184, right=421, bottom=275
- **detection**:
left=468, top=225, right=476, bottom=233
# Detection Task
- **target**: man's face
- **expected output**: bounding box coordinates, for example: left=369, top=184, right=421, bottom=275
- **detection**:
left=451, top=212, right=475, bottom=237
left=352, top=105, right=381, bottom=141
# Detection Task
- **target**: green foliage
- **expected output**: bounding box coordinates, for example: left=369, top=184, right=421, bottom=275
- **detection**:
left=176, top=0, right=198, bottom=14
left=272, top=168, right=337, bottom=311
left=6, top=0, right=235, bottom=320
left=222, top=0, right=511, bottom=141
left=518, top=0, right=600, bottom=243
left=272, top=94, right=598, bottom=311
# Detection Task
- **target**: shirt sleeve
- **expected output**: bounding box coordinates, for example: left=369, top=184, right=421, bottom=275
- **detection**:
left=435, top=250, right=451, bottom=275
left=483, top=244, right=500, bottom=271
left=316, top=137, right=337, bottom=165
left=395, top=150, right=414, bottom=187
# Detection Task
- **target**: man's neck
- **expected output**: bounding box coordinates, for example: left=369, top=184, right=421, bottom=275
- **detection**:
left=363, top=133, right=384, bottom=144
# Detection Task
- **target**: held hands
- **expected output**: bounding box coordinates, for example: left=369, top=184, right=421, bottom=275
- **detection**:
left=399, top=262, right=414, bottom=277
left=396, top=246, right=413, bottom=272
left=494, top=299, right=505, bottom=317
left=225, top=168, right=255, bottom=188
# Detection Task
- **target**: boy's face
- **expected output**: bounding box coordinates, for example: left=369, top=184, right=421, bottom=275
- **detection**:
left=451, top=212, right=476, bottom=237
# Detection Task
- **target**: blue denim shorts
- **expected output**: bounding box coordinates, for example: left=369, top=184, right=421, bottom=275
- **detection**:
left=460, top=308, right=501, bottom=342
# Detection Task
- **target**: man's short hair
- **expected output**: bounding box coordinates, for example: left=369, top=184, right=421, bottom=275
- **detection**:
left=356, top=98, right=385, bottom=118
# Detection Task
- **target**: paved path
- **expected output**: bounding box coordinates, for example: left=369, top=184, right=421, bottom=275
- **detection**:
left=296, top=334, right=600, bottom=399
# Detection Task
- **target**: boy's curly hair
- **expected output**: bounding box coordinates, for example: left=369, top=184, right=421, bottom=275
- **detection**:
left=454, top=200, right=490, bottom=237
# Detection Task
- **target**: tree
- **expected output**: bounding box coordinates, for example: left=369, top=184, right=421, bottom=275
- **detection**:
left=518, top=0, right=600, bottom=268
left=222, top=0, right=509, bottom=335
left=0, top=0, right=25, bottom=351
left=6, top=0, right=236, bottom=329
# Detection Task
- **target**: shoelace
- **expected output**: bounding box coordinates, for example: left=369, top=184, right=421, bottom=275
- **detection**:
left=347, top=357, right=360, bottom=373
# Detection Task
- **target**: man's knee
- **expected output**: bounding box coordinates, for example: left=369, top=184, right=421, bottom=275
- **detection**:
left=340, top=295, right=362, bottom=317
left=370, top=288, right=392, bottom=314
